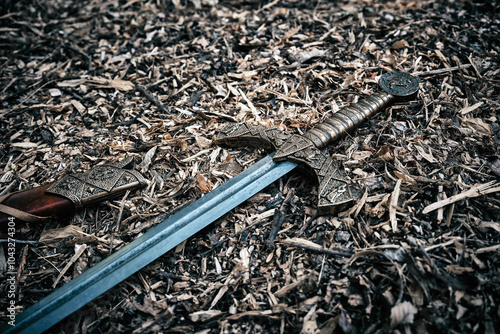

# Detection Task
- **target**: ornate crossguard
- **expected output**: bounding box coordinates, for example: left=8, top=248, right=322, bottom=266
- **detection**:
left=215, top=72, right=420, bottom=214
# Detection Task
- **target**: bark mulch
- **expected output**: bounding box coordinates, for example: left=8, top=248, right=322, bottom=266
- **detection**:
left=0, top=0, right=499, bottom=333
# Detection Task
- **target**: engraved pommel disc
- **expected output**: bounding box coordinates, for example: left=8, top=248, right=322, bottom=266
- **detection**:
left=379, top=71, right=420, bottom=98
left=215, top=72, right=419, bottom=214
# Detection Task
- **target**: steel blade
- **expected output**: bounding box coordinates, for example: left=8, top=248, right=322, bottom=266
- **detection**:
left=5, top=155, right=297, bottom=334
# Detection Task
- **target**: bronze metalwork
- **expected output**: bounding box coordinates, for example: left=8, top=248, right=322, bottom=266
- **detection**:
left=0, top=158, right=147, bottom=226
left=216, top=71, right=420, bottom=214
left=46, top=161, right=147, bottom=209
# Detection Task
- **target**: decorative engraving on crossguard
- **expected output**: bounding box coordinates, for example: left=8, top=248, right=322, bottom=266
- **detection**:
left=46, top=163, right=147, bottom=209
left=216, top=72, right=420, bottom=214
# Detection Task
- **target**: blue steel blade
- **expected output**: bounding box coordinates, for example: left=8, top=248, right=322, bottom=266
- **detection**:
left=5, top=155, right=297, bottom=334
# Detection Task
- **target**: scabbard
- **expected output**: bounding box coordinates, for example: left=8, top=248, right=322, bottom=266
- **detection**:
left=0, top=162, right=147, bottom=228
left=0, top=184, right=76, bottom=225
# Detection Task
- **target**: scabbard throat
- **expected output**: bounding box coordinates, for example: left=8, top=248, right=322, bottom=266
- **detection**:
left=46, top=164, right=147, bottom=209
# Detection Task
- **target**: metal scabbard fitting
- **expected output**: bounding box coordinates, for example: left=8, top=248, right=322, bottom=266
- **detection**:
left=216, top=71, right=420, bottom=214
left=46, top=163, right=147, bottom=209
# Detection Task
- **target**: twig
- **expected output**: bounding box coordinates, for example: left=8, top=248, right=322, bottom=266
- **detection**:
left=390, top=179, right=402, bottom=232
left=268, top=189, right=294, bottom=241
left=476, top=244, right=500, bottom=254
left=0, top=239, right=39, bottom=245
left=115, top=190, right=130, bottom=233
left=280, top=237, right=353, bottom=257
left=422, top=181, right=500, bottom=214
left=192, top=106, right=212, bottom=121
left=109, top=190, right=130, bottom=254
left=64, top=44, right=92, bottom=72
left=53, top=244, right=87, bottom=288
left=445, top=188, right=457, bottom=227
left=256, top=0, right=280, bottom=13
left=136, top=84, right=170, bottom=114
left=413, top=64, right=472, bottom=77
left=296, top=214, right=318, bottom=236
left=16, top=245, right=29, bottom=283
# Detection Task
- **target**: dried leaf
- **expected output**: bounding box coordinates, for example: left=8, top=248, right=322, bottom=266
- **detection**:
left=390, top=179, right=401, bottom=232
left=300, top=305, right=319, bottom=334
left=57, top=78, right=87, bottom=87
left=415, top=145, right=437, bottom=163
left=195, top=136, right=211, bottom=149
left=459, top=101, right=483, bottom=115
left=132, top=297, right=168, bottom=316
left=283, top=237, right=322, bottom=249
left=218, top=158, right=243, bottom=176
left=189, top=310, right=223, bottom=322
left=351, top=151, right=372, bottom=161
left=394, top=170, right=416, bottom=184
left=49, top=88, right=62, bottom=97
left=88, top=76, right=134, bottom=91
left=138, top=145, right=157, bottom=173
left=381, top=54, right=397, bottom=65
left=39, top=225, right=83, bottom=246
left=196, top=172, right=213, bottom=193
left=462, top=118, right=494, bottom=136
left=294, top=48, right=327, bottom=63
left=367, top=194, right=390, bottom=218
left=227, top=70, right=259, bottom=80
left=374, top=145, right=394, bottom=161
left=445, top=264, right=474, bottom=274
left=391, top=39, right=409, bottom=49
left=478, top=221, right=500, bottom=233
left=11, top=142, right=38, bottom=149
left=390, top=301, right=418, bottom=328
left=175, top=138, right=188, bottom=151
left=194, top=36, right=210, bottom=48
left=70, top=99, right=86, bottom=113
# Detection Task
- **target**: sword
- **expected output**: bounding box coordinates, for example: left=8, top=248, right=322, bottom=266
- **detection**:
left=2, top=71, right=419, bottom=333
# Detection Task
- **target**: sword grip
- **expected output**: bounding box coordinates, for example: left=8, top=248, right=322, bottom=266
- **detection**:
left=303, top=71, right=420, bottom=149
left=304, top=92, right=394, bottom=149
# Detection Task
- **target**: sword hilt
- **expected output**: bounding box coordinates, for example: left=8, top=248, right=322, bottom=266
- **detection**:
left=216, top=72, right=420, bottom=214
left=303, top=72, right=419, bottom=149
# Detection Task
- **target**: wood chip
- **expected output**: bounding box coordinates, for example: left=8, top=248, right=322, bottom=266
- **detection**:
left=390, top=179, right=402, bottom=232
left=53, top=244, right=87, bottom=288
left=1, top=1, right=499, bottom=332
left=423, top=181, right=500, bottom=214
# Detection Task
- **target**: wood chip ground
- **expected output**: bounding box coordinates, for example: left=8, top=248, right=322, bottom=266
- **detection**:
left=1, top=0, right=499, bottom=333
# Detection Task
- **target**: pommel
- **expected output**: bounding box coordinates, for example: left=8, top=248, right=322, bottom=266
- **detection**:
left=379, top=71, right=420, bottom=99
left=46, top=163, right=147, bottom=209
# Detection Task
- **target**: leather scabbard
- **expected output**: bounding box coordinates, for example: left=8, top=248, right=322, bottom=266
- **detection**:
left=0, top=162, right=147, bottom=226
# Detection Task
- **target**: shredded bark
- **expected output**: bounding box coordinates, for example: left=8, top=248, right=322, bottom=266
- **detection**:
left=1, top=0, right=499, bottom=333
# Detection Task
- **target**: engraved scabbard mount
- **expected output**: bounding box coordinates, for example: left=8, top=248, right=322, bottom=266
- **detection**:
left=216, top=72, right=420, bottom=214
left=46, top=163, right=147, bottom=209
